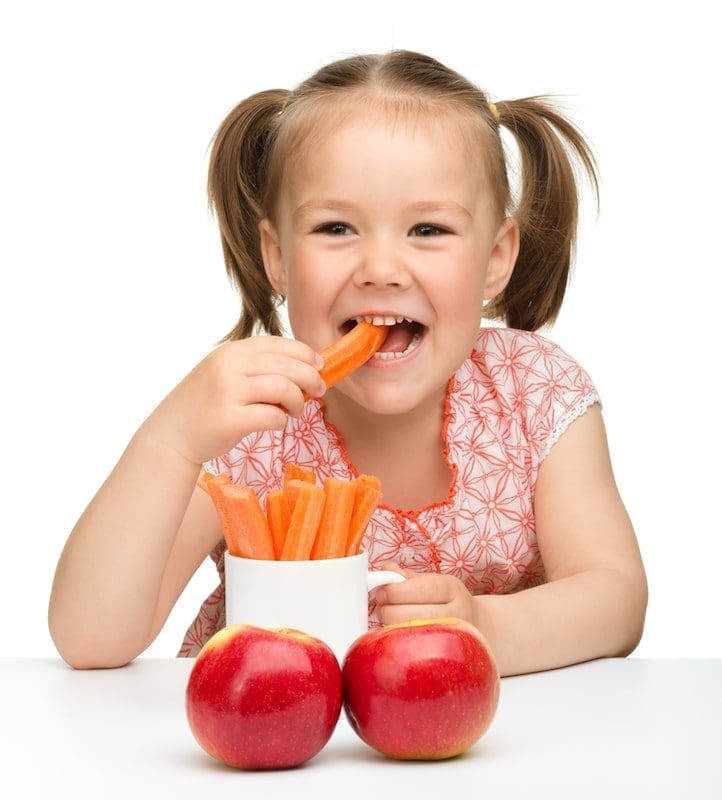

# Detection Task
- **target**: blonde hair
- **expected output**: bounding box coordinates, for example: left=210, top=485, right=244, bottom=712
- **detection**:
left=206, top=49, right=600, bottom=342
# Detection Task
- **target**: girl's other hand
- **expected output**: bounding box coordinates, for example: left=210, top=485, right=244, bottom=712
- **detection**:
left=375, top=564, right=477, bottom=628
left=138, top=336, right=326, bottom=466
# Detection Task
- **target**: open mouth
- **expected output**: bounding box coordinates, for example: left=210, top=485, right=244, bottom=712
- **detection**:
left=340, top=316, right=427, bottom=359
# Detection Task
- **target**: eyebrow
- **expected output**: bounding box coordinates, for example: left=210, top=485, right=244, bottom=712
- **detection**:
left=293, top=198, right=473, bottom=221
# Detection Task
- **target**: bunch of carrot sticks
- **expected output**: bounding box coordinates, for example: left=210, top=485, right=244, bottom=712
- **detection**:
left=198, top=463, right=383, bottom=560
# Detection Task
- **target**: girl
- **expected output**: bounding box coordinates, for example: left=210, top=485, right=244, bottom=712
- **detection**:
left=48, top=50, right=648, bottom=676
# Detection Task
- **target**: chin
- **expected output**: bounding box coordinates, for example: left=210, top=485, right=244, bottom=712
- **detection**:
left=332, top=382, right=435, bottom=417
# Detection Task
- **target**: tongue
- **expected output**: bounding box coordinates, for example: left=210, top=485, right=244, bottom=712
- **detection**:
left=377, top=321, right=416, bottom=353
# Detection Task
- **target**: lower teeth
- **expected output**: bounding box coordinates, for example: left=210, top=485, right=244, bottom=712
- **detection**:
left=372, top=330, right=422, bottom=360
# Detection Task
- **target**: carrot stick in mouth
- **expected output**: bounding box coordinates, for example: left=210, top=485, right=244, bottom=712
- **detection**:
left=303, top=322, right=389, bottom=400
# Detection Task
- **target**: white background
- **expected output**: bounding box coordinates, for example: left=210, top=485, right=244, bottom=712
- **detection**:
left=1, top=1, right=719, bottom=660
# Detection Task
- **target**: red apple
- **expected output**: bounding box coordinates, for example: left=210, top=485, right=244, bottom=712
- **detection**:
left=341, top=617, right=500, bottom=760
left=185, top=624, right=342, bottom=769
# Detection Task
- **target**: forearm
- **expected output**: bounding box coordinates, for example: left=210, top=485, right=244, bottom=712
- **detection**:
left=48, top=424, right=201, bottom=668
left=474, top=568, right=647, bottom=677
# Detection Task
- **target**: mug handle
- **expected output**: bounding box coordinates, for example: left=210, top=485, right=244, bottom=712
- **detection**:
left=367, top=570, right=406, bottom=592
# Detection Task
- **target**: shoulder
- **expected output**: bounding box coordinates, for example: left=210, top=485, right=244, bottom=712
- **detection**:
left=470, top=326, right=586, bottom=370
left=466, top=327, right=602, bottom=460
left=469, top=326, right=596, bottom=390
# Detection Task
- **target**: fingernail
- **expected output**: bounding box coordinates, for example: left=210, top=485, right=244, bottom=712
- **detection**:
left=375, top=589, right=387, bottom=605
left=315, top=353, right=324, bottom=368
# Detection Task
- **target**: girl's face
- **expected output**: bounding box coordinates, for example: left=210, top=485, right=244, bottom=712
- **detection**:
left=259, top=111, right=519, bottom=417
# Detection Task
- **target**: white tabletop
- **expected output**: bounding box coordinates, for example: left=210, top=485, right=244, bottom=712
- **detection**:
left=2, top=657, right=720, bottom=798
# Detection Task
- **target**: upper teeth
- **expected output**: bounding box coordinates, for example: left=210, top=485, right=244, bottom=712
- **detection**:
left=353, top=315, right=414, bottom=326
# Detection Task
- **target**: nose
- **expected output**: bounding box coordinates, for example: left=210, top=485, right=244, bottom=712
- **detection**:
left=352, top=245, right=413, bottom=289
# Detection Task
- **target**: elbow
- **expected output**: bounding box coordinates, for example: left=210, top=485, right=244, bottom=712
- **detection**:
left=615, top=566, right=649, bottom=658
left=618, top=622, right=644, bottom=658
left=58, top=649, right=137, bottom=671
left=51, top=632, right=139, bottom=670
left=49, top=616, right=143, bottom=670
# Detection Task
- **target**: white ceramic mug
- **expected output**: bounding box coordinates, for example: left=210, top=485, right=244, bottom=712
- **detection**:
left=224, top=550, right=406, bottom=664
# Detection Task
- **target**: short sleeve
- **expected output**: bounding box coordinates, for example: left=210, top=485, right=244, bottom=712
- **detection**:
left=521, top=334, right=602, bottom=464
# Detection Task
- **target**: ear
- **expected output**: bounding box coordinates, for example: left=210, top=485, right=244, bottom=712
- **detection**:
left=258, top=217, right=288, bottom=296
left=483, top=216, right=519, bottom=299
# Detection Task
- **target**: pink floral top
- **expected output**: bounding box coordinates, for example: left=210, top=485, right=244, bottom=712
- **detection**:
left=177, top=326, right=601, bottom=657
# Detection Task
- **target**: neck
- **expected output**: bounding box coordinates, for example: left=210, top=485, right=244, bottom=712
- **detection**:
left=321, top=381, right=450, bottom=450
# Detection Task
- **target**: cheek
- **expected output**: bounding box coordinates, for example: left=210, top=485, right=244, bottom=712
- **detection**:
left=286, top=239, right=338, bottom=296
left=432, top=265, right=485, bottom=362
left=435, top=266, right=485, bottom=324
left=285, top=264, right=338, bottom=347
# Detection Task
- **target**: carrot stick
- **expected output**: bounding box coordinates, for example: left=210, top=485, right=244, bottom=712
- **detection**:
left=218, top=483, right=276, bottom=560
left=282, top=463, right=317, bottom=492
left=356, top=474, right=382, bottom=491
left=346, top=483, right=383, bottom=556
left=197, top=472, right=241, bottom=554
left=302, top=322, right=389, bottom=400
left=265, top=489, right=290, bottom=559
left=280, top=482, right=325, bottom=560
left=284, top=478, right=310, bottom=520
left=197, top=469, right=231, bottom=496
left=311, top=477, right=356, bottom=559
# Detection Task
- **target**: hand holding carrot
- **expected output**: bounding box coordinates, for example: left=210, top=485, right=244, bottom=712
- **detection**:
left=137, top=337, right=327, bottom=466
left=136, top=322, right=389, bottom=468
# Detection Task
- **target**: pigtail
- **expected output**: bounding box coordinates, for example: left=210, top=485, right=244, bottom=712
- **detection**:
left=206, top=89, right=289, bottom=344
left=483, top=96, right=601, bottom=331
left=205, top=52, right=602, bottom=340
